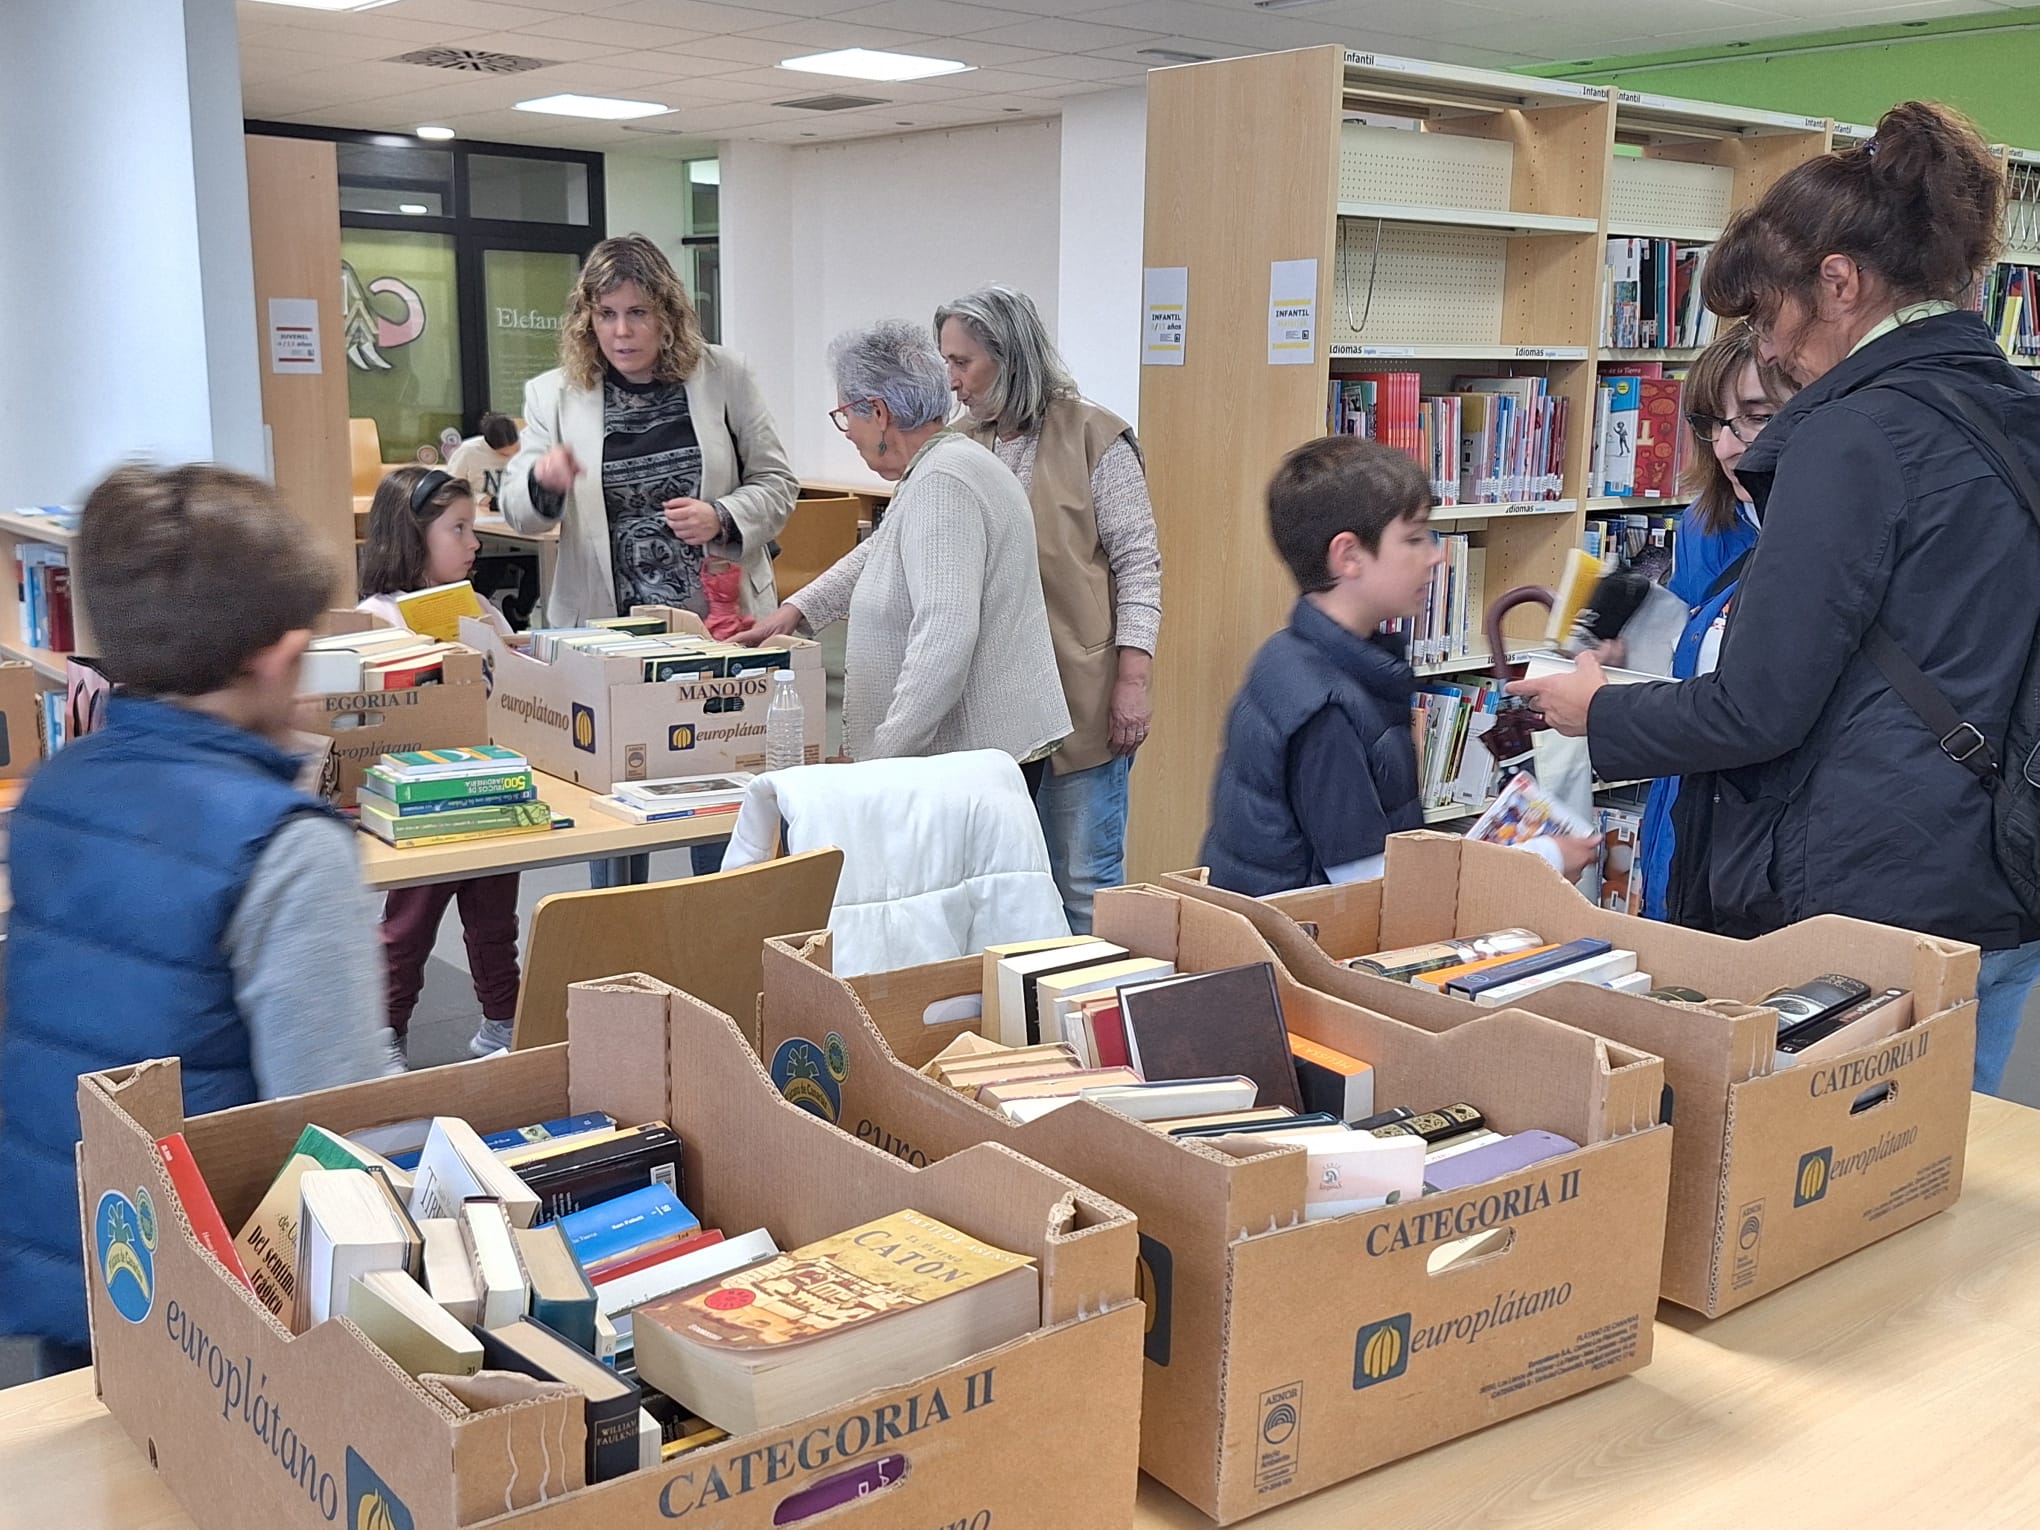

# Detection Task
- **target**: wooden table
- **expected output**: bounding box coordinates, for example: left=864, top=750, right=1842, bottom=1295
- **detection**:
left=358, top=769, right=729, bottom=891
left=4, top=1095, right=2035, bottom=1530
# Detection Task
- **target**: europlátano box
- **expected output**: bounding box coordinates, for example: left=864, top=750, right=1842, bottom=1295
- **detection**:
left=755, top=886, right=1672, bottom=1524
left=1163, top=830, right=1979, bottom=1317
left=77, top=973, right=1145, bottom=1530
left=463, top=607, right=826, bottom=791
left=298, top=610, right=491, bottom=808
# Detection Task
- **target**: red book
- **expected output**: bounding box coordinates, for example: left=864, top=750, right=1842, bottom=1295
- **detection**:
left=154, top=1133, right=254, bottom=1291
left=1084, top=998, right=1131, bottom=1071
left=45, top=565, right=73, bottom=652
left=1635, top=378, right=1685, bottom=498
left=588, top=1226, right=725, bottom=1286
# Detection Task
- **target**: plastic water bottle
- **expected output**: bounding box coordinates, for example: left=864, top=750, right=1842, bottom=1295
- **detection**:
left=765, top=669, right=806, bottom=771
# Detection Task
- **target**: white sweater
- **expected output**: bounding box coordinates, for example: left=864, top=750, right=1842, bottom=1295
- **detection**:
left=788, top=433, right=1072, bottom=764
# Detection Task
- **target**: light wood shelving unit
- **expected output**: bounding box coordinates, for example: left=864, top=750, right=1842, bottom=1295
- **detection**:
left=1130, top=46, right=1833, bottom=874
left=0, top=511, right=86, bottom=684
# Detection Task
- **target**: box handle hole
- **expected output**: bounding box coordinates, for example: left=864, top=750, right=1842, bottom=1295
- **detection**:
left=920, top=995, right=984, bottom=1028
left=1426, top=1225, right=1516, bottom=1276
left=1850, top=1082, right=1897, bottom=1115
left=324, top=709, right=387, bottom=732
left=773, top=1453, right=909, bottom=1524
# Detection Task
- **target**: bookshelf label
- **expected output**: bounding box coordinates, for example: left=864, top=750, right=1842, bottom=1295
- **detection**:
left=1511, top=346, right=1582, bottom=360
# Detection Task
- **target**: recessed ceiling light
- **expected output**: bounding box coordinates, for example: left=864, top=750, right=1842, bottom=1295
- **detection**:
left=398, top=203, right=428, bottom=214
left=246, top=0, right=397, bottom=10
left=514, top=93, right=671, bottom=121
left=778, top=48, right=972, bottom=83
left=415, top=125, right=455, bottom=141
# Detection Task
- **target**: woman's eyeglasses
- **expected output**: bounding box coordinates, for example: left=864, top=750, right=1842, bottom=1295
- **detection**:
left=1686, top=411, right=1775, bottom=445
left=829, top=399, right=880, bottom=433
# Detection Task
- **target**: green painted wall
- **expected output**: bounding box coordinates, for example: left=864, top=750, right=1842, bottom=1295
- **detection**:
left=1529, top=9, right=2040, bottom=148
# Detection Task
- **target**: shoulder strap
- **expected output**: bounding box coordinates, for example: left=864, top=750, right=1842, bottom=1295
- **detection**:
left=1704, top=548, right=1752, bottom=604
left=1853, top=373, right=2040, bottom=789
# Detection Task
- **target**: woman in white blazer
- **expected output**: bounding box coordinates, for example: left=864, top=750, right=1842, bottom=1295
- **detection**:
left=500, top=234, right=796, bottom=629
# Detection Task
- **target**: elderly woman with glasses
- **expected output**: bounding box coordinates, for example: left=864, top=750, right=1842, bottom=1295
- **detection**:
left=739, top=320, right=1071, bottom=787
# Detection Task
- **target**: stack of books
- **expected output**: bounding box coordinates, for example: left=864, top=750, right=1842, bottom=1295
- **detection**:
left=1602, top=237, right=1717, bottom=350
left=357, top=745, right=550, bottom=848
left=587, top=772, right=754, bottom=826
left=15, top=541, right=75, bottom=652
left=526, top=615, right=793, bottom=687
left=303, top=628, right=472, bottom=693
left=155, top=1104, right=1038, bottom=1474
left=1590, top=362, right=1689, bottom=500
left=1328, top=373, right=1568, bottom=505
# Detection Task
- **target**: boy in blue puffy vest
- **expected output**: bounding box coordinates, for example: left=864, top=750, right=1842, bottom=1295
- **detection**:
left=0, top=464, right=397, bottom=1376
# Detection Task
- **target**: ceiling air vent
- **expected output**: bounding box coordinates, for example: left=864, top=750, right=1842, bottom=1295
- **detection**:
left=774, top=93, right=890, bottom=112
left=390, top=47, right=556, bottom=75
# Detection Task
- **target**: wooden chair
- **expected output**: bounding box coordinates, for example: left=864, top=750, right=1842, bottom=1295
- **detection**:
left=508, top=848, right=844, bottom=1053
left=349, top=419, right=386, bottom=498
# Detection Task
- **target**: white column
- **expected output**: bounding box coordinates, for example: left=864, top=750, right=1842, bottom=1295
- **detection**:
left=0, top=0, right=262, bottom=507
left=1057, top=86, right=1149, bottom=430
left=717, top=139, right=799, bottom=448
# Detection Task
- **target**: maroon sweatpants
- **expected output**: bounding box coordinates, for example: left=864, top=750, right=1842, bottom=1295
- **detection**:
left=381, top=873, right=522, bottom=1038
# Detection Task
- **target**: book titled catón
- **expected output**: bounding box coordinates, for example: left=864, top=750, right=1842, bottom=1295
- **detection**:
left=632, top=1209, right=1038, bottom=1435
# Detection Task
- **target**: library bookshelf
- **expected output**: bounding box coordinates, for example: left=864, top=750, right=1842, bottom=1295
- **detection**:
left=1128, top=44, right=1841, bottom=876
left=0, top=511, right=86, bottom=685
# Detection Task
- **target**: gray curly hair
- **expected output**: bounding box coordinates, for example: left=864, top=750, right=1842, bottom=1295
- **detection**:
left=934, top=285, right=1078, bottom=435
left=828, top=319, right=952, bottom=430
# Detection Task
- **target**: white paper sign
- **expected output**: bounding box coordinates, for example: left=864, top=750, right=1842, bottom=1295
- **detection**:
left=268, top=297, right=322, bottom=374
left=1143, top=266, right=1188, bottom=366
left=1268, top=259, right=1318, bottom=365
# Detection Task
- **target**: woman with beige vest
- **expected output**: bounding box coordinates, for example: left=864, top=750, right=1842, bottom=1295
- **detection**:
left=738, top=321, right=1070, bottom=785
left=936, top=287, right=1162, bottom=933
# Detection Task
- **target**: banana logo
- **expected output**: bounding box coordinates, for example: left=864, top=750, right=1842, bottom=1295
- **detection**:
left=357, top=1490, right=398, bottom=1530
left=571, top=703, right=596, bottom=753
left=102, top=1241, right=151, bottom=1302
left=93, top=1192, right=156, bottom=1323
left=1794, top=1147, right=1833, bottom=1207
left=1351, top=1314, right=1411, bottom=1389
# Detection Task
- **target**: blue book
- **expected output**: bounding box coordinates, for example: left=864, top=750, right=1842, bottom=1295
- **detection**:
left=556, top=1184, right=700, bottom=1273
left=1446, top=939, right=1615, bottom=999
left=388, top=1110, right=614, bottom=1171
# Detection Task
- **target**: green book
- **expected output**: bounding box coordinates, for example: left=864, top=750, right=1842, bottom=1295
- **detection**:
left=379, top=744, right=526, bottom=778
left=360, top=799, right=550, bottom=843
left=362, top=766, right=535, bottom=804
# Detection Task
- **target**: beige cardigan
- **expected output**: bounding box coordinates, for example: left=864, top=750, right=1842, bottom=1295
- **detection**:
left=787, top=433, right=1071, bottom=764
left=498, top=346, right=797, bottom=627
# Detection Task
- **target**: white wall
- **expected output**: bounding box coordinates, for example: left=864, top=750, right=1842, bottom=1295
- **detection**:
left=0, top=0, right=262, bottom=504
left=722, top=119, right=1063, bottom=487
left=1057, top=87, right=1149, bottom=430
left=604, top=153, right=694, bottom=268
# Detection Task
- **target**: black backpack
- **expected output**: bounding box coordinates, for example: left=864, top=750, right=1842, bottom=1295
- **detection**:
left=1859, top=372, right=2040, bottom=925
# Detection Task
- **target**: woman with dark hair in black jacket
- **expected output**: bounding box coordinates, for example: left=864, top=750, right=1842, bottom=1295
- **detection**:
left=1514, top=101, right=2040, bottom=1095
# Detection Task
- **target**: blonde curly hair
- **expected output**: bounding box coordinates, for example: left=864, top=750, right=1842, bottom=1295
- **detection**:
left=559, top=234, right=705, bottom=390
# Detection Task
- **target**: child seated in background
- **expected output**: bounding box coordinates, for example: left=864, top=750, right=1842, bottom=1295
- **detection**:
left=1200, top=437, right=1596, bottom=896
left=358, top=466, right=522, bottom=1059
left=446, top=411, right=520, bottom=510
left=0, top=464, right=397, bottom=1375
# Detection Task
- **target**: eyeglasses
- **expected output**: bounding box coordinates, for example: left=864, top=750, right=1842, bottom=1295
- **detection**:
left=829, top=399, right=880, bottom=433
left=1686, top=411, right=1775, bottom=445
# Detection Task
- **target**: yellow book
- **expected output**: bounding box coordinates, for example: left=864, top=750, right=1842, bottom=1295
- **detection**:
left=393, top=580, right=485, bottom=642
left=633, top=1209, right=1040, bottom=1434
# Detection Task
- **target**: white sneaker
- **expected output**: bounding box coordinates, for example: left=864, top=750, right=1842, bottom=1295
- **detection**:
left=468, top=1020, right=514, bottom=1058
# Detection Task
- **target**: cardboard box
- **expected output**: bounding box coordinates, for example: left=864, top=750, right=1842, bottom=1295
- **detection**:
left=464, top=608, right=827, bottom=791
left=756, top=887, right=1672, bottom=1523
left=0, top=659, right=44, bottom=776
left=77, top=973, right=1145, bottom=1530
left=295, top=610, right=492, bottom=808
left=1162, top=830, right=1981, bottom=1317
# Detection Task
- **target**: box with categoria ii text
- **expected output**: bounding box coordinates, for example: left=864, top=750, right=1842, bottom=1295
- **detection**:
left=1163, top=830, right=1979, bottom=1317
left=76, top=973, right=1144, bottom=1530
left=297, top=610, right=490, bottom=808
left=754, top=891, right=1672, bottom=1524
left=464, top=607, right=826, bottom=792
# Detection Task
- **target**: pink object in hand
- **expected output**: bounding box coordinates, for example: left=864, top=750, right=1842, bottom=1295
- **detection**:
left=703, top=558, right=747, bottom=640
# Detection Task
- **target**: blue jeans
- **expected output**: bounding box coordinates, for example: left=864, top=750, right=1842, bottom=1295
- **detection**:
left=587, top=842, right=725, bottom=888
left=1035, top=756, right=1131, bottom=936
left=1975, top=937, right=2040, bottom=1095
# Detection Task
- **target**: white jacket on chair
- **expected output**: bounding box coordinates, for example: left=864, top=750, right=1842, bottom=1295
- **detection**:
left=720, top=750, right=1070, bottom=978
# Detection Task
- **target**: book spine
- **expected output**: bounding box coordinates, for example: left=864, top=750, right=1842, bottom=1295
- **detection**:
left=364, top=769, right=534, bottom=803
left=358, top=787, right=539, bottom=817
left=558, top=1186, right=696, bottom=1269
left=481, top=1111, right=614, bottom=1154
left=589, top=1396, right=643, bottom=1483
left=531, top=1292, right=599, bottom=1355
left=524, top=1149, right=684, bottom=1227
left=367, top=802, right=550, bottom=839
left=156, top=1135, right=254, bottom=1292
